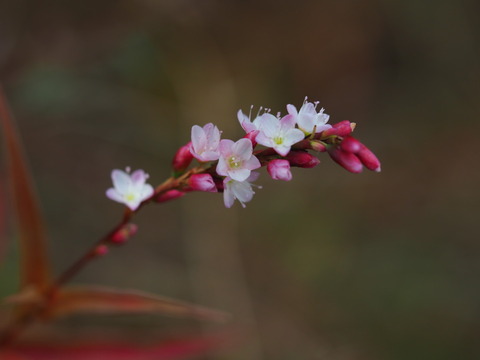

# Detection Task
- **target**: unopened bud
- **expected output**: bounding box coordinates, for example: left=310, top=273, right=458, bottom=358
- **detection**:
left=267, top=159, right=292, bottom=181
left=356, top=145, right=381, bottom=172
left=340, top=136, right=362, bottom=153
left=187, top=173, right=217, bottom=192
left=286, top=151, right=320, bottom=168
left=172, top=142, right=194, bottom=173
left=110, top=223, right=138, bottom=244
left=309, top=141, right=327, bottom=152
left=156, top=189, right=186, bottom=203
left=244, top=130, right=259, bottom=147
left=328, top=146, right=363, bottom=173
left=94, top=244, right=109, bottom=256
left=320, top=121, right=354, bottom=138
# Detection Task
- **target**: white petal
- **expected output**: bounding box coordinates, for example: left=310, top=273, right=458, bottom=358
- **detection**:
left=284, top=129, right=305, bottom=145
left=286, top=104, right=298, bottom=116
left=141, top=184, right=154, bottom=199
left=232, top=181, right=254, bottom=204
left=111, top=170, right=131, bottom=194
left=106, top=188, right=125, bottom=203
left=229, top=168, right=250, bottom=182
left=191, top=125, right=206, bottom=153
left=131, top=169, right=148, bottom=188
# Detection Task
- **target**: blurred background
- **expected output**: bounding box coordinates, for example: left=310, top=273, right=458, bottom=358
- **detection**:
left=1, top=0, right=480, bottom=359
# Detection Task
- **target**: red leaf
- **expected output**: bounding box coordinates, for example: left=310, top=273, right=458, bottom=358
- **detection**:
left=1, top=333, right=231, bottom=360
left=47, top=285, right=230, bottom=323
left=0, top=87, right=51, bottom=290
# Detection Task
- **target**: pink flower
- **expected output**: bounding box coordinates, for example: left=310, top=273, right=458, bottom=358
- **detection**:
left=216, top=138, right=261, bottom=181
left=223, top=172, right=260, bottom=208
left=327, top=147, right=363, bottom=173
left=255, top=114, right=305, bottom=156
left=287, top=99, right=331, bottom=135
left=237, top=108, right=265, bottom=133
left=267, top=159, right=292, bottom=181
left=106, top=168, right=154, bottom=210
left=190, top=123, right=221, bottom=162
left=187, top=173, right=217, bottom=192
left=286, top=151, right=320, bottom=168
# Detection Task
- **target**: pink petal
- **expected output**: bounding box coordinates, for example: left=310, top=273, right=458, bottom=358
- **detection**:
left=219, top=139, right=234, bottom=157
left=279, top=114, right=296, bottom=129
left=130, top=170, right=148, bottom=188
left=191, top=125, right=207, bottom=153
left=256, top=114, right=278, bottom=138
left=244, top=155, right=261, bottom=170
left=216, top=157, right=229, bottom=177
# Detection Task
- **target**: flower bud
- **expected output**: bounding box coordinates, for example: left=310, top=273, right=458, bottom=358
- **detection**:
left=328, top=146, right=363, bottom=173
left=340, top=136, right=362, bottom=153
left=320, top=121, right=354, bottom=138
left=244, top=130, right=259, bottom=147
left=356, top=145, right=381, bottom=172
left=267, top=159, right=292, bottom=181
left=94, top=244, right=109, bottom=256
left=187, top=173, right=217, bottom=192
left=110, top=223, right=138, bottom=244
left=172, top=142, right=194, bottom=173
left=286, top=151, right=320, bottom=168
left=156, top=189, right=185, bottom=203
left=309, top=140, right=327, bottom=152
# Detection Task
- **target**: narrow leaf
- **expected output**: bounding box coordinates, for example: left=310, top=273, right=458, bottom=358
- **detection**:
left=1, top=334, right=229, bottom=360
left=47, top=285, right=230, bottom=323
left=0, top=87, right=51, bottom=290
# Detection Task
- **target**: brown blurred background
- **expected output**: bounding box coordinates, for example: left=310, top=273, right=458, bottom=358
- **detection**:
left=1, top=0, right=480, bottom=359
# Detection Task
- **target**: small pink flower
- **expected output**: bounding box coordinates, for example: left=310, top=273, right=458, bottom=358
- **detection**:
left=106, top=168, right=154, bottom=210
left=237, top=109, right=265, bottom=133
left=187, top=173, right=217, bottom=192
left=287, top=98, right=331, bottom=135
left=216, top=138, right=261, bottom=181
left=190, top=123, right=221, bottom=162
left=223, top=172, right=260, bottom=208
left=267, top=159, right=292, bottom=181
left=172, top=142, right=194, bottom=172
left=255, top=114, right=305, bottom=156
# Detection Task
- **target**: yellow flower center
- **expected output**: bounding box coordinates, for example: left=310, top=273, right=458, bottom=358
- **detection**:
left=228, top=156, right=241, bottom=168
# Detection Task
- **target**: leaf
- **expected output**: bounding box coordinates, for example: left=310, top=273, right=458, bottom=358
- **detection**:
left=0, top=87, right=51, bottom=290
left=46, top=285, right=230, bottom=323
left=1, top=333, right=231, bottom=360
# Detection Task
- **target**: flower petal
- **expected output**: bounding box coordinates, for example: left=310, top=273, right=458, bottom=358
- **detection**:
left=232, top=138, right=253, bottom=160
left=228, top=168, right=251, bottom=182
left=106, top=188, right=124, bottom=203
left=111, top=170, right=131, bottom=193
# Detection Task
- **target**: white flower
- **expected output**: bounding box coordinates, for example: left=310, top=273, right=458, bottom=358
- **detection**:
left=237, top=107, right=273, bottom=133
left=287, top=99, right=331, bottom=135
left=216, top=138, right=261, bottom=182
left=190, top=123, right=221, bottom=162
left=255, top=113, right=305, bottom=156
left=106, top=168, right=154, bottom=210
left=223, top=172, right=260, bottom=208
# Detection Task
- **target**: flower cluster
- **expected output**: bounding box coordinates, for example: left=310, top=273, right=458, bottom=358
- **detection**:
left=107, top=98, right=381, bottom=210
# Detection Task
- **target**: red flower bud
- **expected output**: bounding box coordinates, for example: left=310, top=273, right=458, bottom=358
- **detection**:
left=172, top=142, right=194, bottom=173
left=187, top=173, right=217, bottom=192
left=110, top=223, right=138, bottom=244
left=94, top=244, right=109, bottom=256
left=286, top=151, right=320, bottom=168
left=309, top=140, right=327, bottom=152
left=267, top=159, right=292, bottom=181
left=356, top=145, right=381, bottom=172
left=320, top=121, right=354, bottom=137
left=156, top=189, right=185, bottom=203
left=244, top=130, right=259, bottom=147
left=340, top=136, right=362, bottom=153
left=328, top=146, right=363, bottom=173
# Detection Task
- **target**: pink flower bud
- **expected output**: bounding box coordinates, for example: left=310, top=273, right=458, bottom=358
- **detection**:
left=187, top=173, right=217, bottom=192
left=94, top=244, right=109, bottom=256
left=309, top=141, right=327, bottom=152
left=320, top=121, right=354, bottom=137
left=286, top=151, right=320, bottom=168
left=340, top=136, right=362, bottom=153
left=267, top=159, right=292, bottom=181
left=110, top=223, right=138, bottom=244
left=156, top=189, right=185, bottom=203
left=172, top=142, right=194, bottom=172
left=243, top=130, right=259, bottom=147
left=328, top=146, right=363, bottom=173
left=356, top=145, right=381, bottom=172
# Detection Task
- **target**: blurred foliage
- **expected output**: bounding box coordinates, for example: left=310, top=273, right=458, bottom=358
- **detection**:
left=1, top=0, right=479, bottom=359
